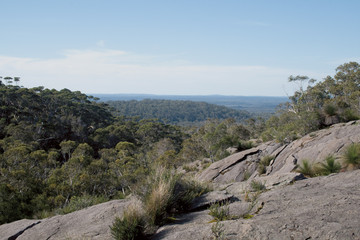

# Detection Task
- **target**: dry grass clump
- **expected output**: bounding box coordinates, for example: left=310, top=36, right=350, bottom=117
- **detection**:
left=342, top=143, right=360, bottom=169
left=111, top=166, right=209, bottom=239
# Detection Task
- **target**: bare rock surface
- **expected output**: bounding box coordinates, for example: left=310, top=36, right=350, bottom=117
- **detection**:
left=0, top=199, right=131, bottom=240
left=198, top=121, right=360, bottom=186
left=153, top=169, right=360, bottom=240
left=189, top=190, right=234, bottom=211
left=270, top=121, right=360, bottom=176
left=197, top=141, right=283, bottom=183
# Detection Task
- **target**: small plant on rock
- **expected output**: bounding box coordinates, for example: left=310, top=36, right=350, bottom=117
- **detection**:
left=296, top=159, right=314, bottom=177
left=110, top=201, right=146, bottom=240
left=250, top=180, right=266, bottom=192
left=209, top=202, right=232, bottom=221
left=257, top=155, right=274, bottom=174
left=211, top=221, right=226, bottom=240
left=342, top=143, right=360, bottom=169
left=315, top=155, right=341, bottom=175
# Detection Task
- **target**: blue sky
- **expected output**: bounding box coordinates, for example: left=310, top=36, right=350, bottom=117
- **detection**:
left=1, top=0, right=359, bottom=96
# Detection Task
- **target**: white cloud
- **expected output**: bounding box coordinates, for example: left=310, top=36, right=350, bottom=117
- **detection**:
left=0, top=48, right=308, bottom=96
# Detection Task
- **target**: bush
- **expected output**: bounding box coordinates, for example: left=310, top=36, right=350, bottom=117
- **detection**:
left=209, top=202, right=231, bottom=221
left=237, top=141, right=254, bottom=151
left=296, top=159, right=314, bottom=177
left=342, top=109, right=359, bottom=122
left=314, top=155, right=341, bottom=175
left=257, top=155, right=274, bottom=174
left=250, top=180, right=266, bottom=192
left=136, top=166, right=209, bottom=231
left=324, top=104, right=337, bottom=116
left=211, top=221, right=226, bottom=240
left=342, top=143, right=360, bottom=169
left=110, top=201, right=146, bottom=240
left=142, top=168, right=177, bottom=227
left=57, top=194, right=108, bottom=215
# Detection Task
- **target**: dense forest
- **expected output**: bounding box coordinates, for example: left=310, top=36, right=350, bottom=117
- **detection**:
left=0, top=62, right=359, bottom=225
left=107, top=99, right=251, bottom=125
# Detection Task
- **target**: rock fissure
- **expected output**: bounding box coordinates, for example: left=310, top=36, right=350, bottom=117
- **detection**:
left=213, top=149, right=261, bottom=181
left=7, top=221, right=41, bottom=240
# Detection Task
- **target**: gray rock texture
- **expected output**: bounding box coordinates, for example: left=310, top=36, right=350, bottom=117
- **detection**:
left=153, top=169, right=360, bottom=240
left=198, top=121, right=360, bottom=186
left=0, top=199, right=131, bottom=240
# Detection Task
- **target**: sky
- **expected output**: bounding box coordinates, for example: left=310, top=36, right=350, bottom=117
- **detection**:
left=1, top=0, right=359, bottom=96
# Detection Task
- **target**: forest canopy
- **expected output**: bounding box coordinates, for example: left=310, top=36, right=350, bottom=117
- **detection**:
left=107, top=99, right=251, bottom=125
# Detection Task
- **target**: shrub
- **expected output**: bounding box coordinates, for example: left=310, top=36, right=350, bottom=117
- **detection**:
left=315, top=155, right=341, bottom=175
left=257, top=155, right=274, bottom=174
left=209, top=202, right=231, bottom=221
left=237, top=141, right=254, bottom=151
left=242, top=170, right=251, bottom=181
left=324, top=104, right=337, bottom=116
left=110, top=201, right=146, bottom=240
left=250, top=180, right=266, bottom=192
left=142, top=167, right=177, bottom=227
left=342, top=109, right=359, bottom=121
left=136, top=166, right=209, bottom=232
left=57, top=194, right=108, bottom=215
left=296, top=159, right=314, bottom=177
left=211, top=221, right=225, bottom=240
left=342, top=143, right=360, bottom=169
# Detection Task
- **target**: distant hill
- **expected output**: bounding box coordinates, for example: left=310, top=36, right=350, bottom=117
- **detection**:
left=107, top=99, right=251, bottom=125
left=93, top=94, right=288, bottom=114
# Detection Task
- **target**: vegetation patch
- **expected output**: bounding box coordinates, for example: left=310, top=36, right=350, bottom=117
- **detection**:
left=209, top=202, right=234, bottom=222
left=342, top=143, right=360, bottom=169
left=257, top=155, right=274, bottom=174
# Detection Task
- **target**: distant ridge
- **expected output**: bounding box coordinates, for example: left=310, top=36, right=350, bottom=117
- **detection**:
left=106, top=99, right=251, bottom=125
left=93, top=94, right=288, bottom=114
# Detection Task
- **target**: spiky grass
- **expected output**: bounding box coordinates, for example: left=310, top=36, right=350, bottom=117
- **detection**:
left=342, top=143, right=360, bottom=169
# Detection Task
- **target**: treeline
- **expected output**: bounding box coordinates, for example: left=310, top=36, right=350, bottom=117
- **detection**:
left=107, top=99, right=251, bottom=125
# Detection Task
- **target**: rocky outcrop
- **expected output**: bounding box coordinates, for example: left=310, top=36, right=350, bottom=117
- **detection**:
left=153, top=169, right=360, bottom=240
left=0, top=199, right=131, bottom=240
left=198, top=121, right=360, bottom=186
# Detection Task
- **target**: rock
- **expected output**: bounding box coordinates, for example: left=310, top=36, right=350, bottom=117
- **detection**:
left=198, top=121, right=360, bottom=186
left=189, top=190, right=234, bottom=211
left=152, top=169, right=360, bottom=240
left=197, top=141, right=283, bottom=183
left=270, top=121, right=360, bottom=176
left=0, top=199, right=131, bottom=240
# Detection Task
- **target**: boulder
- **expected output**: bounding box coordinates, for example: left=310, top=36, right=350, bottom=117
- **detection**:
left=0, top=199, right=131, bottom=240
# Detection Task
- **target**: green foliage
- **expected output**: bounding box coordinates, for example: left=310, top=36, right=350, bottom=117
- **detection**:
left=237, top=140, right=254, bottom=151
left=134, top=167, right=208, bottom=231
left=315, top=155, right=341, bottom=175
left=342, top=143, right=360, bottom=168
left=324, top=104, right=337, bottom=116
left=107, top=99, right=250, bottom=125
left=296, top=159, right=314, bottom=177
left=211, top=221, right=226, bottom=240
left=57, top=194, right=108, bottom=215
left=110, top=203, right=146, bottom=240
left=250, top=180, right=266, bottom=192
left=209, top=202, right=232, bottom=221
left=257, top=155, right=274, bottom=174
left=261, top=62, right=360, bottom=143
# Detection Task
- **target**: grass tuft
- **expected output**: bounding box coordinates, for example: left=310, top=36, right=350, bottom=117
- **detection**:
left=342, top=143, right=360, bottom=169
